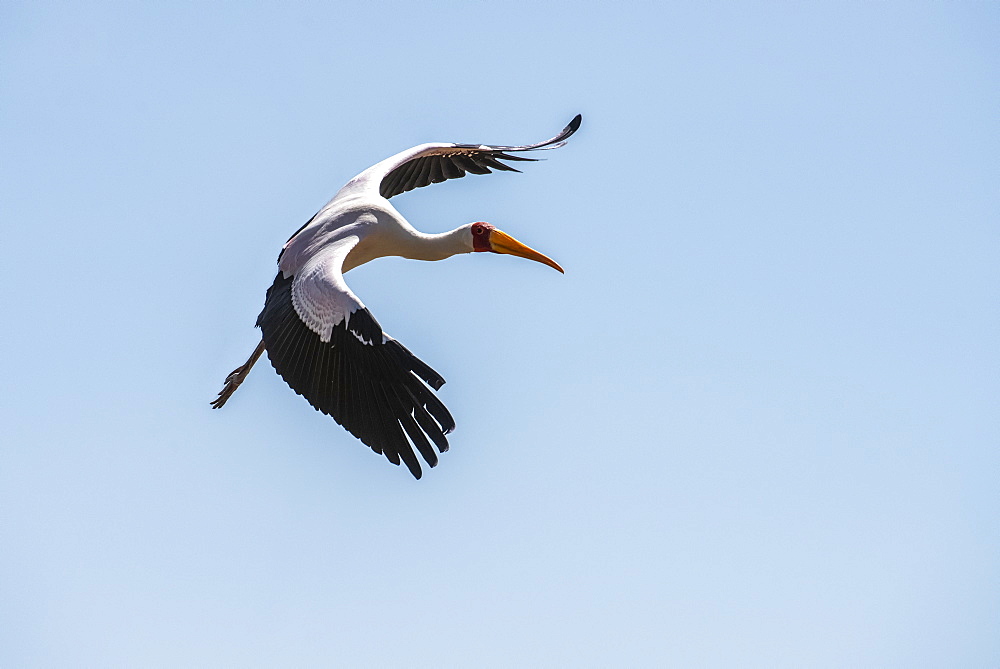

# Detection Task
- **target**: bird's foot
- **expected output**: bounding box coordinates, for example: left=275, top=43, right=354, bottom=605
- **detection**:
left=210, top=340, right=266, bottom=409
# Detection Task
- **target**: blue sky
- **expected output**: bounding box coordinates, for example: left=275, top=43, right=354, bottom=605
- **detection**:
left=2, top=1, right=998, bottom=666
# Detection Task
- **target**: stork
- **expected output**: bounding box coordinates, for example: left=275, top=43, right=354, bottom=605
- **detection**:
left=212, top=114, right=581, bottom=478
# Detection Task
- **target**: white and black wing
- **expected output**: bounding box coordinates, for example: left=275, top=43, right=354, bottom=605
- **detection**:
left=256, top=238, right=455, bottom=479
left=353, top=114, right=582, bottom=200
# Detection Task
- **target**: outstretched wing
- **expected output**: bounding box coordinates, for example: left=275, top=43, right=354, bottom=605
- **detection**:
left=256, top=237, right=455, bottom=479
left=343, top=115, right=582, bottom=201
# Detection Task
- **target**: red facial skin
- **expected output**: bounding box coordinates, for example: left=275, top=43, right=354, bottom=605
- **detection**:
left=471, top=222, right=495, bottom=252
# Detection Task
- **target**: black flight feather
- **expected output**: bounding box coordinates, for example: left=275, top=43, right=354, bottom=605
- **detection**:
left=378, top=114, right=581, bottom=199
left=257, top=272, right=453, bottom=479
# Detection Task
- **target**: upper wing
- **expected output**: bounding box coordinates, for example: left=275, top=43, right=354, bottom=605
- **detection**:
left=257, top=238, right=455, bottom=479
left=344, top=114, right=581, bottom=201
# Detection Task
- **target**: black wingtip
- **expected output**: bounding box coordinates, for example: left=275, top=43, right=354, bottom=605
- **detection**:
left=481, top=114, right=584, bottom=153
left=532, top=113, right=582, bottom=149
left=550, top=114, right=582, bottom=145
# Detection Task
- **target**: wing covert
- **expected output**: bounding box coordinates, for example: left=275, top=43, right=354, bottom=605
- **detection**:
left=257, top=242, right=455, bottom=479
left=335, top=115, right=580, bottom=201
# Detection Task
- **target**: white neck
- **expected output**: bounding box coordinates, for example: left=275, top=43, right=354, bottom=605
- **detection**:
left=394, top=226, right=472, bottom=262
left=343, top=224, right=473, bottom=274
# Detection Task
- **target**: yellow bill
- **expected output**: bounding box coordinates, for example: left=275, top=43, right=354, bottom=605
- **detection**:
left=489, top=229, right=565, bottom=273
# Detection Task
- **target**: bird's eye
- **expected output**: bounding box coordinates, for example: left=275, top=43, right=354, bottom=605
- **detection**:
left=472, top=225, right=485, bottom=236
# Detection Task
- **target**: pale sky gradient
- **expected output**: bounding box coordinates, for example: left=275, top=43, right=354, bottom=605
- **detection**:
left=2, top=2, right=998, bottom=666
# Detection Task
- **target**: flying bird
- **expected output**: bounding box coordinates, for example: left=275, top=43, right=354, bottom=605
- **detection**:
left=212, top=114, right=581, bottom=478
